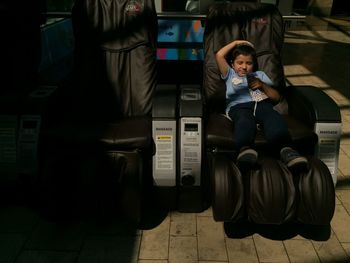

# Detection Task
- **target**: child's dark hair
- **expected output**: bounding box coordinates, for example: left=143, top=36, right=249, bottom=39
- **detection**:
left=227, top=44, right=258, bottom=71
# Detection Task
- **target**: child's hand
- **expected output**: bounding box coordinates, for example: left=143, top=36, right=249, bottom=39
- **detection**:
left=234, top=40, right=254, bottom=48
left=248, top=77, right=264, bottom=90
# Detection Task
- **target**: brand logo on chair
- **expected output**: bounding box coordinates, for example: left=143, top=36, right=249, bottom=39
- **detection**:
left=252, top=16, right=269, bottom=25
left=125, top=0, right=144, bottom=15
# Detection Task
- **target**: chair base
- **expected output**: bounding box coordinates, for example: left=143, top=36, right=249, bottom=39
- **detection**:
left=209, top=152, right=335, bottom=226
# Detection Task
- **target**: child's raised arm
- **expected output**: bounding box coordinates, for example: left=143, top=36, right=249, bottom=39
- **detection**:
left=215, top=40, right=254, bottom=77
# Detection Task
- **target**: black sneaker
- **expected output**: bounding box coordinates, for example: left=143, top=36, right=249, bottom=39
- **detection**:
left=280, top=147, right=308, bottom=172
left=237, top=147, right=258, bottom=170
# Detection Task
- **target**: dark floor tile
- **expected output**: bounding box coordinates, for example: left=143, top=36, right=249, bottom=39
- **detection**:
left=24, top=220, right=87, bottom=251
left=77, top=235, right=140, bottom=263
left=0, top=234, right=27, bottom=263
left=0, top=206, right=39, bottom=233
left=86, top=218, right=141, bottom=236
left=15, top=250, right=78, bottom=263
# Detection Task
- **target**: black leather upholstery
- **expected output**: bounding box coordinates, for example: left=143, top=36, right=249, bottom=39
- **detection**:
left=38, top=0, right=158, bottom=222
left=42, top=116, right=153, bottom=151
left=210, top=153, right=244, bottom=222
left=204, top=3, right=285, bottom=113
left=247, top=157, right=296, bottom=224
left=203, top=2, right=337, bottom=226
left=203, top=2, right=318, bottom=153
left=72, top=0, right=158, bottom=120
left=297, top=157, right=335, bottom=225
left=206, top=113, right=317, bottom=154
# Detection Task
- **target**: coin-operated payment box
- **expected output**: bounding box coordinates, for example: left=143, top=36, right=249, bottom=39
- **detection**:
left=18, top=86, right=58, bottom=177
left=289, top=86, right=342, bottom=186
left=180, top=96, right=202, bottom=187
left=180, top=120, right=202, bottom=186
left=314, top=122, right=341, bottom=185
left=0, top=86, right=57, bottom=180
left=178, top=85, right=205, bottom=212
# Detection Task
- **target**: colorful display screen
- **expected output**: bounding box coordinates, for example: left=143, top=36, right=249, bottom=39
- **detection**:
left=157, top=19, right=204, bottom=60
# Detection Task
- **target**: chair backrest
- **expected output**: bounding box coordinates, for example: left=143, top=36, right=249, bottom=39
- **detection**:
left=72, top=0, right=158, bottom=120
left=203, top=2, right=286, bottom=113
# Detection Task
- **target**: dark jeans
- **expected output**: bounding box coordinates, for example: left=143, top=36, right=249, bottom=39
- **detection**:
left=228, top=100, right=292, bottom=154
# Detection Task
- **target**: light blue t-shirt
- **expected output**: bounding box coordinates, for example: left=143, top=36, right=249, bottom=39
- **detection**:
left=222, top=68, right=274, bottom=113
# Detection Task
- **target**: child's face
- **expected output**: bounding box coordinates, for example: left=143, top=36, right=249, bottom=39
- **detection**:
left=232, top=54, right=254, bottom=77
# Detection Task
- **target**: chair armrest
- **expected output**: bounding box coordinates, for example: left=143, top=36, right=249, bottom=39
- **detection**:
left=152, top=84, right=177, bottom=119
left=286, top=85, right=341, bottom=126
left=179, top=84, right=203, bottom=118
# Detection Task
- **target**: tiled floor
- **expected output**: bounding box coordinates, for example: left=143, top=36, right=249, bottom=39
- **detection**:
left=1, top=15, right=350, bottom=263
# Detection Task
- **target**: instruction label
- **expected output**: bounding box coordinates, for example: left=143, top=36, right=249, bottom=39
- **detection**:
left=155, top=135, right=173, bottom=170
left=152, top=120, right=176, bottom=186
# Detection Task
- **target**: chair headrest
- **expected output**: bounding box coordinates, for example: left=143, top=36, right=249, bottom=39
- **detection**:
left=72, top=0, right=158, bottom=51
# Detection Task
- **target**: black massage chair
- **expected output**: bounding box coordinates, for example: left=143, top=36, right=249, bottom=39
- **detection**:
left=203, top=2, right=341, bottom=227
left=38, top=0, right=159, bottom=223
